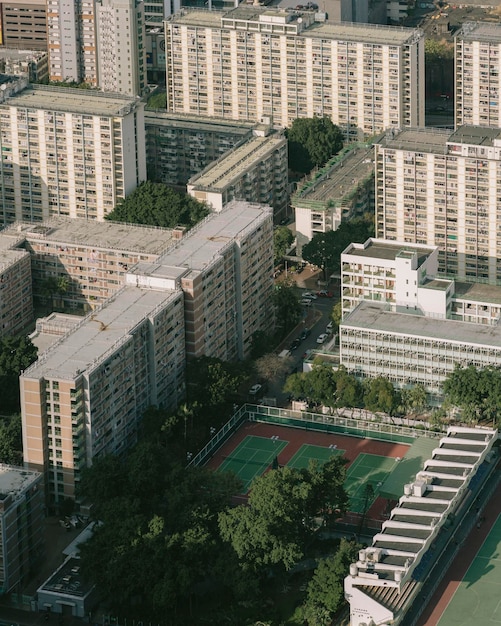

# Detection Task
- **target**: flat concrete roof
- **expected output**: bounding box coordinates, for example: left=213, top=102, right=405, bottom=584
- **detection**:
left=0, top=465, right=40, bottom=500
left=293, top=144, right=374, bottom=206
left=0, top=49, right=47, bottom=61
left=23, top=286, right=180, bottom=381
left=142, top=200, right=272, bottom=281
left=448, top=124, right=501, bottom=146
left=40, top=556, right=92, bottom=598
left=189, top=134, right=285, bottom=191
left=1, top=85, right=139, bottom=117
left=166, top=8, right=223, bottom=27
left=342, top=301, right=501, bottom=349
left=1, top=218, right=174, bottom=256
left=377, top=128, right=450, bottom=154
left=345, top=240, right=435, bottom=266
left=456, top=21, right=501, bottom=43
left=144, top=110, right=254, bottom=134
left=0, top=248, right=29, bottom=273
left=454, top=280, right=501, bottom=305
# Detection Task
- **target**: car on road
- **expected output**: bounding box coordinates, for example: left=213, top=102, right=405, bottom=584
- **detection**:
left=249, top=384, right=262, bottom=396
left=301, top=299, right=312, bottom=307
left=316, top=333, right=328, bottom=344
left=289, top=338, right=301, bottom=351
left=300, top=328, right=311, bottom=341
left=326, top=321, right=333, bottom=330
left=303, top=292, right=317, bottom=300
left=316, top=290, right=333, bottom=298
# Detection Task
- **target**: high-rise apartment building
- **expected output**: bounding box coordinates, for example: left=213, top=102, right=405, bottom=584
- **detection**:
left=0, top=83, right=146, bottom=224
left=46, top=0, right=98, bottom=85
left=164, top=7, right=425, bottom=138
left=455, top=22, right=501, bottom=129
left=20, top=201, right=274, bottom=505
left=0, top=0, right=47, bottom=50
left=375, top=125, right=501, bottom=283
left=96, top=0, right=146, bottom=97
left=0, top=235, right=32, bottom=337
left=47, top=0, right=146, bottom=96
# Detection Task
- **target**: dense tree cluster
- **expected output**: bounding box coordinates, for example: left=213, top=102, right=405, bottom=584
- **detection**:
left=286, top=117, right=344, bottom=174
left=272, top=279, right=303, bottom=339
left=0, top=336, right=37, bottom=415
left=106, top=181, right=209, bottom=228
left=301, top=216, right=374, bottom=280
left=443, top=364, right=501, bottom=426
left=273, top=225, right=294, bottom=264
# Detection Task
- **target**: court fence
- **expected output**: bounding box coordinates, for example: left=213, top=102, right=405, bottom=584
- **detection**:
left=188, top=403, right=442, bottom=468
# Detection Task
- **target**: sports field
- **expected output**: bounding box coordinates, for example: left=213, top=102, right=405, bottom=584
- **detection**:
left=287, top=443, right=345, bottom=469
left=346, top=453, right=400, bottom=514
left=436, top=513, right=501, bottom=626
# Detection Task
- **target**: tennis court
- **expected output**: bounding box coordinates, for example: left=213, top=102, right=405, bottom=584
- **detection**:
left=287, top=443, right=345, bottom=470
left=217, top=435, right=288, bottom=492
left=346, top=453, right=399, bottom=514
left=437, top=513, right=501, bottom=626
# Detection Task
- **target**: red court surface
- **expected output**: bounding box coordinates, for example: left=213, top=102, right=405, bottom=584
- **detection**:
left=205, top=420, right=409, bottom=515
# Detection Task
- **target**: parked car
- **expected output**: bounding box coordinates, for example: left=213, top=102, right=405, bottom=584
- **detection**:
left=300, top=328, right=311, bottom=341
left=249, top=384, right=262, bottom=396
left=316, top=333, right=328, bottom=344
left=303, top=292, right=317, bottom=300
left=301, top=299, right=312, bottom=307
left=326, top=321, right=333, bottom=330
left=316, top=290, right=333, bottom=298
left=289, top=338, right=301, bottom=351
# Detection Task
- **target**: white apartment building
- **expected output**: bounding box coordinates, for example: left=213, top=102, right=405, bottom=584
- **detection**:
left=0, top=83, right=146, bottom=224
left=455, top=22, right=501, bottom=129
left=292, top=143, right=374, bottom=256
left=375, top=125, right=501, bottom=283
left=187, top=127, right=288, bottom=220
left=96, top=0, right=146, bottom=97
left=46, top=0, right=98, bottom=85
left=47, top=0, right=146, bottom=96
left=164, top=7, right=425, bottom=138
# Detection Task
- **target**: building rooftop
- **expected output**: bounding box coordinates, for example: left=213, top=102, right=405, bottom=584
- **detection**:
left=306, top=20, right=423, bottom=45
left=456, top=21, right=501, bottom=43
left=454, top=280, right=501, bottom=306
left=1, top=84, right=140, bottom=117
left=0, top=248, right=29, bottom=274
left=293, top=144, right=374, bottom=207
left=188, top=133, right=285, bottom=191
left=377, top=128, right=450, bottom=154
left=0, top=49, right=47, bottom=62
left=448, top=124, right=501, bottom=147
left=144, top=110, right=255, bottom=134
left=137, top=201, right=272, bottom=281
left=1, top=218, right=174, bottom=256
left=342, top=301, right=501, bottom=348
left=0, top=465, right=40, bottom=503
left=23, top=286, right=181, bottom=381
left=344, top=239, right=436, bottom=267
left=39, top=556, right=93, bottom=599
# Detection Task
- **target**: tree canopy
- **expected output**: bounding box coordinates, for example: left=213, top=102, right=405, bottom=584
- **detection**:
left=443, top=365, right=501, bottom=426
left=363, top=376, right=400, bottom=415
left=272, top=279, right=303, bottom=339
left=284, top=364, right=362, bottom=410
left=301, top=217, right=374, bottom=280
left=286, top=117, right=344, bottom=174
left=0, top=414, right=22, bottom=464
left=106, top=181, right=209, bottom=228
left=0, top=336, right=38, bottom=414
left=273, top=226, right=294, bottom=264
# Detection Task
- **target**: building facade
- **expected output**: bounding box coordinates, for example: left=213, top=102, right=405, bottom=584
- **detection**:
left=292, top=143, right=375, bottom=256
left=144, top=110, right=254, bottom=186
left=187, top=127, right=288, bottom=220
left=455, top=22, right=501, bottom=129
left=0, top=465, right=44, bottom=594
left=164, top=7, right=425, bottom=139
left=375, top=126, right=501, bottom=283
left=0, top=83, right=146, bottom=224
left=0, top=236, right=32, bottom=337
left=0, top=0, right=47, bottom=50
left=0, top=49, right=49, bottom=83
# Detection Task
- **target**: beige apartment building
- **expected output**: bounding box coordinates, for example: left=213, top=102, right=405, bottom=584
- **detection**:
left=0, top=234, right=32, bottom=337
left=455, top=22, right=501, bottom=129
left=0, top=465, right=44, bottom=593
left=164, top=7, right=425, bottom=139
left=0, top=218, right=176, bottom=312
left=187, top=127, right=288, bottom=221
left=375, top=125, right=501, bottom=283
left=0, top=0, right=47, bottom=50
left=0, top=83, right=146, bottom=224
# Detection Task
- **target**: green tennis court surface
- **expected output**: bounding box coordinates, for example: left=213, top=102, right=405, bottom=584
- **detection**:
left=217, top=435, right=288, bottom=492
left=287, top=444, right=345, bottom=470
left=437, top=513, right=501, bottom=626
left=346, top=453, right=399, bottom=514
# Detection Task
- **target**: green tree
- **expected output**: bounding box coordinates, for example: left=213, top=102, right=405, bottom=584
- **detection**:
left=305, top=539, right=360, bottom=620
left=0, top=336, right=38, bottom=414
left=286, top=117, right=344, bottom=174
left=272, top=279, right=302, bottom=338
left=330, top=301, right=343, bottom=331
left=147, top=91, right=167, bottom=108
left=443, top=365, right=501, bottom=426
left=302, top=217, right=373, bottom=280
left=0, top=413, right=22, bottom=464
left=106, top=181, right=209, bottom=228
left=255, top=353, right=293, bottom=385
left=363, top=376, right=399, bottom=415
left=274, top=226, right=294, bottom=264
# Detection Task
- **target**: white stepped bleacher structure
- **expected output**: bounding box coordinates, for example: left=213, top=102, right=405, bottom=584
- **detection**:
left=345, top=425, right=499, bottom=626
